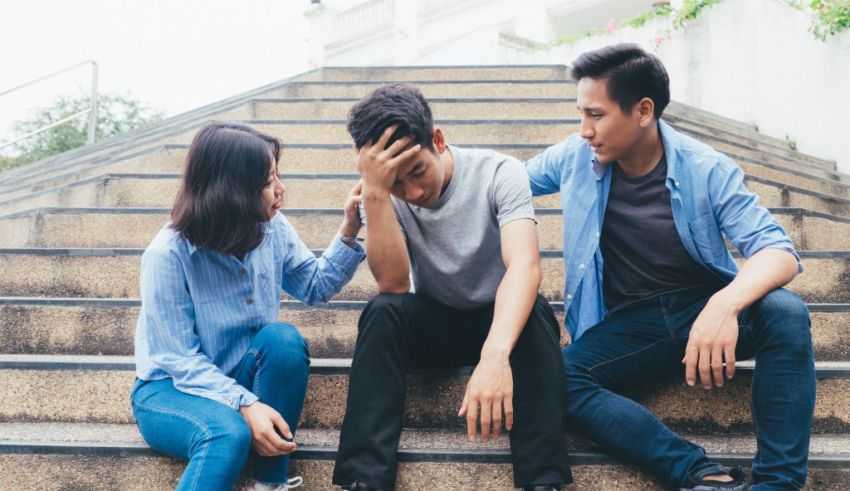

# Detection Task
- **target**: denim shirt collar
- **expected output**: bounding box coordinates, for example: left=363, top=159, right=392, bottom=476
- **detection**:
left=659, top=119, right=682, bottom=191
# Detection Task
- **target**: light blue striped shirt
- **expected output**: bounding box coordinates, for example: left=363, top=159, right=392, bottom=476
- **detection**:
left=134, top=212, right=365, bottom=410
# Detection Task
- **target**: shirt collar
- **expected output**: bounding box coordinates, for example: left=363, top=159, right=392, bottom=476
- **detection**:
left=658, top=118, right=682, bottom=189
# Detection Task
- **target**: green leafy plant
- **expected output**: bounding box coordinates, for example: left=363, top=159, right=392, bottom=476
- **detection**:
left=6, top=93, right=164, bottom=168
left=807, top=0, right=850, bottom=40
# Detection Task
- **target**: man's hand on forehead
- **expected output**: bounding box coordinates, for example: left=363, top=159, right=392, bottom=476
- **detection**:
left=357, top=124, right=421, bottom=192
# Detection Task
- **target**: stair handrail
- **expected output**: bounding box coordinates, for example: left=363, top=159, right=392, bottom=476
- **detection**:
left=0, top=60, right=99, bottom=151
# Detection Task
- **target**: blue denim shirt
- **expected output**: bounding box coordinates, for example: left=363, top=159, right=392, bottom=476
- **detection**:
left=525, top=119, right=801, bottom=341
left=134, top=212, right=365, bottom=410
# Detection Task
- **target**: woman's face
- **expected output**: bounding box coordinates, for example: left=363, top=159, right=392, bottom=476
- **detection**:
left=261, top=157, right=284, bottom=221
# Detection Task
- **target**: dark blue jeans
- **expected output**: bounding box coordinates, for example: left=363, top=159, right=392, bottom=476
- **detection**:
left=563, top=286, right=815, bottom=490
left=131, top=323, right=310, bottom=491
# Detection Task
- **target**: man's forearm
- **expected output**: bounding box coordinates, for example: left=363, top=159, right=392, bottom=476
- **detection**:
left=710, top=247, right=799, bottom=313
left=481, top=257, right=542, bottom=359
left=363, top=188, right=410, bottom=293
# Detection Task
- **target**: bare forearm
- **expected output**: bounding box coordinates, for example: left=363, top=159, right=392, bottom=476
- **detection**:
left=363, top=189, right=410, bottom=293
left=481, top=258, right=541, bottom=359
left=711, top=248, right=799, bottom=313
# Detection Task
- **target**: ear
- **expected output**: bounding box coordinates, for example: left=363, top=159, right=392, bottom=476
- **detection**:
left=637, top=97, right=655, bottom=128
left=432, top=127, right=447, bottom=153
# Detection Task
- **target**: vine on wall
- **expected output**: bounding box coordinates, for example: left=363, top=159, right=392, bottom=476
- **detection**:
left=547, top=0, right=849, bottom=49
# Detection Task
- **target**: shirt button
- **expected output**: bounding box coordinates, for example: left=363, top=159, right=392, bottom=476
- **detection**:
left=566, top=294, right=573, bottom=300
left=579, top=263, right=586, bottom=270
left=239, top=268, right=246, bottom=276
left=595, top=231, right=600, bottom=238
left=246, top=297, right=254, bottom=305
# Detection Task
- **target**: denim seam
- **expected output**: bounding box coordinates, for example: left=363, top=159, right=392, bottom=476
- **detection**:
left=587, top=338, right=669, bottom=373
left=131, top=398, right=213, bottom=491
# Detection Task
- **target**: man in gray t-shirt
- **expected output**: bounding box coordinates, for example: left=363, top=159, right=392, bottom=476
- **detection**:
left=332, top=84, right=572, bottom=491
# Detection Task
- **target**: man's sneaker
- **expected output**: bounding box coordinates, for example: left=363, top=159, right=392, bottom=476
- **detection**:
left=679, top=466, right=750, bottom=491
left=244, top=476, right=303, bottom=490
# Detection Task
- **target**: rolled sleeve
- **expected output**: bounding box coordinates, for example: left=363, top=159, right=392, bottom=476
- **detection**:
left=710, top=161, right=802, bottom=272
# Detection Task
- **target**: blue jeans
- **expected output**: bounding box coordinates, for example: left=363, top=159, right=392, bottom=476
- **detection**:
left=564, top=286, right=815, bottom=490
left=131, top=323, right=310, bottom=491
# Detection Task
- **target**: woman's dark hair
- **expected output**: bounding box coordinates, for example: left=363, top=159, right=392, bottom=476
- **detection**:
left=570, top=43, right=670, bottom=119
left=171, top=121, right=280, bottom=257
left=347, top=83, right=435, bottom=151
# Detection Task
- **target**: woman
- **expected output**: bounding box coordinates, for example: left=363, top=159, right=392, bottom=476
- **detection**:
left=131, top=121, right=364, bottom=490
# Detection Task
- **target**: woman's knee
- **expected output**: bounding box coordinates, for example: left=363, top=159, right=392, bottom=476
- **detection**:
left=255, top=323, right=310, bottom=373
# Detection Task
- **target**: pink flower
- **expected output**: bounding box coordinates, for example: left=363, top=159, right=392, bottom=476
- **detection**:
left=607, top=18, right=618, bottom=32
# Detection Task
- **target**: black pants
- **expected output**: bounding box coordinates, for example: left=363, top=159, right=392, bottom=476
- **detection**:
left=332, top=293, right=573, bottom=489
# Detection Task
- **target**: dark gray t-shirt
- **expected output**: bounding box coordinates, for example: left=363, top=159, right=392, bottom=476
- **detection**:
left=600, top=156, right=722, bottom=314
left=368, top=145, right=536, bottom=309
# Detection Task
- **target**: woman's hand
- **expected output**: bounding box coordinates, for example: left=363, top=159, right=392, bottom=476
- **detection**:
left=339, top=180, right=363, bottom=239
left=239, top=401, right=297, bottom=456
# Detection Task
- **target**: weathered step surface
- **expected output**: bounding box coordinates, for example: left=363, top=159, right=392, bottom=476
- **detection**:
left=297, top=65, right=569, bottom=82
left=3, top=170, right=849, bottom=221
left=251, top=97, right=582, bottom=121
left=0, top=249, right=848, bottom=303
left=3, top=207, right=850, bottom=253
left=0, top=356, right=847, bottom=434
left=0, top=207, right=562, bottom=251
left=6, top=130, right=848, bottom=207
left=1, top=423, right=848, bottom=490
left=1, top=298, right=847, bottom=361
left=264, top=80, right=578, bottom=99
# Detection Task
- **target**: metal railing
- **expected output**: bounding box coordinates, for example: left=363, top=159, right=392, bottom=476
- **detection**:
left=0, top=60, right=99, bottom=151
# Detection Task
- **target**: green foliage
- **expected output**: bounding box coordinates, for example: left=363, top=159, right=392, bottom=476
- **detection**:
left=8, top=93, right=164, bottom=167
left=547, top=1, right=718, bottom=48
left=674, top=0, right=723, bottom=27
left=806, top=0, right=850, bottom=40
left=0, top=154, right=17, bottom=172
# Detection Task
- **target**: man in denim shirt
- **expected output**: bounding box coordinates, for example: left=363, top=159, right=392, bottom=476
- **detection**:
left=525, top=44, right=815, bottom=490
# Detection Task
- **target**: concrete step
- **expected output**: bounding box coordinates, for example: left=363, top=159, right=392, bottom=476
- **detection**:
left=0, top=247, right=848, bottom=303
left=1, top=297, right=847, bottom=361
left=0, top=355, right=847, bottom=434
left=6, top=138, right=849, bottom=210
left=3, top=170, right=849, bottom=221
left=2, top=207, right=850, bottom=253
left=1, top=423, right=848, bottom=490
left=263, top=80, right=578, bottom=99
left=299, top=65, right=570, bottom=82
left=0, top=207, right=559, bottom=251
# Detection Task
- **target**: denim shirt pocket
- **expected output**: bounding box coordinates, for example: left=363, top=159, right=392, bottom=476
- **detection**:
left=258, top=270, right=281, bottom=310
left=688, top=212, right=728, bottom=264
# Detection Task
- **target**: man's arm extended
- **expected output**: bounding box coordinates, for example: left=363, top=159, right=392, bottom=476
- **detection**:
left=684, top=248, right=799, bottom=389
left=459, top=218, right=541, bottom=442
left=358, top=126, right=419, bottom=294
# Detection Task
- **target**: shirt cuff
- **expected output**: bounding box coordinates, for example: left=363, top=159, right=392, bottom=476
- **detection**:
left=325, top=233, right=366, bottom=271
left=235, top=389, right=259, bottom=410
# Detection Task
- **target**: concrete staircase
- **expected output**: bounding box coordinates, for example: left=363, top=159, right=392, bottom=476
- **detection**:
left=0, top=65, right=848, bottom=490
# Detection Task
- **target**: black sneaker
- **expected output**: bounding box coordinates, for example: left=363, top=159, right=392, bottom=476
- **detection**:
left=679, top=466, right=750, bottom=491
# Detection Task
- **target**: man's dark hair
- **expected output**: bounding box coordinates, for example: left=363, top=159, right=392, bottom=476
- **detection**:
left=171, top=121, right=280, bottom=258
left=570, top=43, right=670, bottom=119
left=347, top=83, right=435, bottom=151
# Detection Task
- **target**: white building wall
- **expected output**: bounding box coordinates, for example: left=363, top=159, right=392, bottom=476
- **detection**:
left=306, top=0, right=850, bottom=172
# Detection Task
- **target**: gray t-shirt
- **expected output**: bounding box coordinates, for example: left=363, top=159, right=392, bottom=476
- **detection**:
left=365, top=145, right=536, bottom=309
